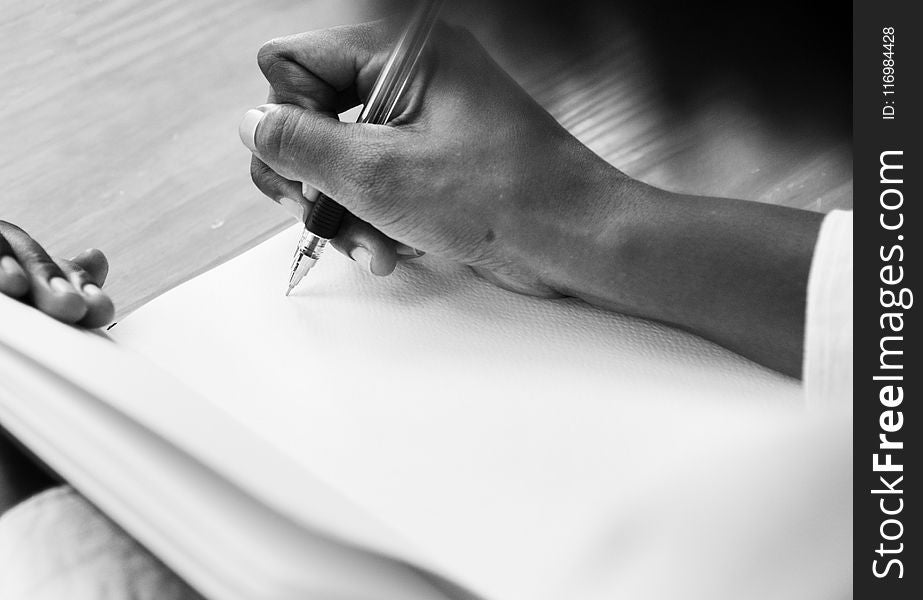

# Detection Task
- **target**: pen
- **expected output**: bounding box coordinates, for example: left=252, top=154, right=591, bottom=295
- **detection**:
left=286, top=0, right=445, bottom=296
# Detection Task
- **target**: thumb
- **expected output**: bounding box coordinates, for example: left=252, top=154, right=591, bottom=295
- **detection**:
left=239, top=103, right=384, bottom=199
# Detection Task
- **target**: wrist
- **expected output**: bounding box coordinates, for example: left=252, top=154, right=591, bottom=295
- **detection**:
left=513, top=164, right=651, bottom=312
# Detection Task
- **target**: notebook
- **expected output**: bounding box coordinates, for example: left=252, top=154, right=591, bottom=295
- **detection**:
left=0, top=225, right=803, bottom=600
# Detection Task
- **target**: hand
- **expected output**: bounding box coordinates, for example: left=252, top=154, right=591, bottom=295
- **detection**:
left=240, top=21, right=624, bottom=296
left=239, top=21, right=823, bottom=377
left=0, top=221, right=114, bottom=328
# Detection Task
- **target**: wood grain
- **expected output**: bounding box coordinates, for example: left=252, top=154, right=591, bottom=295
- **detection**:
left=0, top=0, right=851, bottom=319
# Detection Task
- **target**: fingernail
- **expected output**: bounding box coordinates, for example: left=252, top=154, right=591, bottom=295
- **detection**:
left=280, top=197, right=308, bottom=221
left=301, top=183, right=320, bottom=203
left=82, top=283, right=103, bottom=297
left=70, top=248, right=96, bottom=261
left=350, top=247, right=373, bottom=273
left=395, top=243, right=426, bottom=258
left=238, top=104, right=279, bottom=153
left=49, top=277, right=77, bottom=295
left=1, top=255, right=24, bottom=277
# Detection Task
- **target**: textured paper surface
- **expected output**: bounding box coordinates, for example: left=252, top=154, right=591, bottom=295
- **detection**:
left=112, top=226, right=806, bottom=600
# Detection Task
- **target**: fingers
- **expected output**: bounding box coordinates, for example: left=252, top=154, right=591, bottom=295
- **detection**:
left=55, top=257, right=115, bottom=329
left=0, top=221, right=115, bottom=328
left=257, top=23, right=390, bottom=108
left=249, top=154, right=422, bottom=276
left=330, top=215, right=399, bottom=276
left=0, top=222, right=86, bottom=323
left=261, top=55, right=354, bottom=116
left=246, top=22, right=427, bottom=273
left=249, top=156, right=312, bottom=221
left=0, top=230, right=29, bottom=297
left=239, top=103, right=392, bottom=200
left=70, top=248, right=110, bottom=287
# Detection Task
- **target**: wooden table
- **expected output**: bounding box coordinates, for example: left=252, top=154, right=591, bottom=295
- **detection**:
left=0, top=0, right=851, bottom=321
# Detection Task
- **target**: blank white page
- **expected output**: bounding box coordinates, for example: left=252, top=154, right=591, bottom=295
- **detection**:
left=112, top=225, right=802, bottom=600
left=0, top=293, right=460, bottom=600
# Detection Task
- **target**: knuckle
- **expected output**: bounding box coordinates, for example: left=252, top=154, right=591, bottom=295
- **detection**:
left=57, top=259, right=88, bottom=283
left=258, top=109, right=291, bottom=163
left=28, top=257, right=60, bottom=280
left=57, top=258, right=86, bottom=276
left=256, top=38, right=286, bottom=74
left=276, top=110, right=309, bottom=169
left=261, top=108, right=318, bottom=179
left=56, top=258, right=77, bottom=271
left=257, top=107, right=329, bottom=182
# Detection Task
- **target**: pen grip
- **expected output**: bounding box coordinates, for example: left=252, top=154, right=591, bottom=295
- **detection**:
left=305, top=194, right=346, bottom=240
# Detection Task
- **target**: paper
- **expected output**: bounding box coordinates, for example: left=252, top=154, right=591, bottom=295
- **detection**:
left=111, top=226, right=808, bottom=600
left=0, top=292, right=460, bottom=600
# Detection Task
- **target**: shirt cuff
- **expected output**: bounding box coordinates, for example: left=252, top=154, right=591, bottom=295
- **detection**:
left=803, top=209, right=853, bottom=412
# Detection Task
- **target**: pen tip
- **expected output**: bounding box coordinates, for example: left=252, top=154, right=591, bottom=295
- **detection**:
left=285, top=284, right=294, bottom=297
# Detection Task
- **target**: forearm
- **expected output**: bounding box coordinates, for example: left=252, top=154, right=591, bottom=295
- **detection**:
left=530, top=173, right=823, bottom=377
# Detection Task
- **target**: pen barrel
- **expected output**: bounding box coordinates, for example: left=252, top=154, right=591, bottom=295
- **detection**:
left=305, top=193, right=346, bottom=240
left=359, top=0, right=444, bottom=126
left=300, top=0, right=443, bottom=244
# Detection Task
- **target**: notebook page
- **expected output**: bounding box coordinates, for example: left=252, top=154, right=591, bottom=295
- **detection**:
left=111, top=225, right=802, bottom=600
left=0, top=293, right=462, bottom=600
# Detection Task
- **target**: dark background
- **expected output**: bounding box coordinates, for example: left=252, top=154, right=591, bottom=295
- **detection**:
left=388, top=0, right=852, bottom=135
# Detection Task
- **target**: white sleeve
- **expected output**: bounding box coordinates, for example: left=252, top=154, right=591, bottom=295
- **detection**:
left=802, top=209, right=853, bottom=411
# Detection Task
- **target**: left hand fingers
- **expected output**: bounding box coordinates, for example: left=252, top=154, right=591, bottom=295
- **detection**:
left=0, top=220, right=116, bottom=328
left=0, top=226, right=30, bottom=298
left=0, top=221, right=86, bottom=323
left=55, top=255, right=115, bottom=329
left=69, top=248, right=110, bottom=287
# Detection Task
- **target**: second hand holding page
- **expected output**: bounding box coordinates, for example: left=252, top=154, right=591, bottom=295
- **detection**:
left=112, top=227, right=800, bottom=600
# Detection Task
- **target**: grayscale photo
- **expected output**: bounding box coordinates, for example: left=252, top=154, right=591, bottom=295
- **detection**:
left=2, top=1, right=858, bottom=599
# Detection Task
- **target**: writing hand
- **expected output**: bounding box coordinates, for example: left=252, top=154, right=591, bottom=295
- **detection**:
left=240, top=21, right=617, bottom=296
left=238, top=21, right=823, bottom=377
